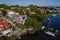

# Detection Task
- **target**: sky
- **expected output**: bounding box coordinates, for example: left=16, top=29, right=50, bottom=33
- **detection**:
left=0, top=0, right=60, bottom=6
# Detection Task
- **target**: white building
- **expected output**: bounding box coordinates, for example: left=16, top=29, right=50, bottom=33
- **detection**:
left=2, top=28, right=12, bottom=35
left=7, top=10, right=19, bottom=20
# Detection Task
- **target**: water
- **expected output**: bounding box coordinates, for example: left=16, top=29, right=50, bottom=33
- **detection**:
left=43, top=14, right=60, bottom=31
left=17, top=14, right=60, bottom=40
left=17, top=30, right=56, bottom=40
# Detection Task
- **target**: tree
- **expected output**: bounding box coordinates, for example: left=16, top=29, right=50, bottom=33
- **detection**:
left=36, top=14, right=44, bottom=22
left=29, top=4, right=41, bottom=14
left=15, top=5, right=20, bottom=7
left=2, top=10, right=7, bottom=16
left=25, top=18, right=42, bottom=32
left=0, top=4, right=10, bottom=9
left=13, top=8, right=24, bottom=15
left=27, top=13, right=44, bottom=23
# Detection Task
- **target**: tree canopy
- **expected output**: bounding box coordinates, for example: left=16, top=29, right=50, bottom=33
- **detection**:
left=25, top=18, right=42, bottom=31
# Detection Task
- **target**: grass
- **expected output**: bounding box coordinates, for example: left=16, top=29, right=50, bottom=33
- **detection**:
left=9, top=34, right=17, bottom=40
left=5, top=16, right=13, bottom=21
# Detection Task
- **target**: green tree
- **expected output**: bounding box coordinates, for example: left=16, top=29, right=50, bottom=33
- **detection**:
left=36, top=14, right=44, bottom=22
left=29, top=4, right=41, bottom=14
left=25, top=18, right=42, bottom=32
left=14, top=8, right=24, bottom=15
left=0, top=4, right=10, bottom=9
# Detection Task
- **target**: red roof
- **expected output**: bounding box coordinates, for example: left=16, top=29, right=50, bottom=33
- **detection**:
left=0, top=20, right=10, bottom=30
left=18, top=16, right=23, bottom=19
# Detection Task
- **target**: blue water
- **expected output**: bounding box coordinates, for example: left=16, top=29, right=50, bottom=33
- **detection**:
left=18, top=30, right=56, bottom=40
left=17, top=14, right=60, bottom=40
left=56, top=9, right=60, bottom=13
left=43, top=14, right=60, bottom=31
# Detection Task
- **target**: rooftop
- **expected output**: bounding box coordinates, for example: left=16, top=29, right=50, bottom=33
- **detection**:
left=0, top=17, right=11, bottom=31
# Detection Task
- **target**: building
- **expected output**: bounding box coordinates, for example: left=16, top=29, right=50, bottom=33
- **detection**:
left=2, top=9, right=18, bottom=17
left=6, top=10, right=19, bottom=21
left=26, top=7, right=30, bottom=10
left=4, top=9, right=27, bottom=25
left=7, top=10, right=16, bottom=17
left=11, top=6, right=20, bottom=10
left=0, top=16, right=13, bottom=36
left=47, top=9, right=56, bottom=14
left=29, top=11, right=36, bottom=14
left=17, top=15, right=27, bottom=25
left=40, top=8, right=46, bottom=14
left=56, top=8, right=60, bottom=13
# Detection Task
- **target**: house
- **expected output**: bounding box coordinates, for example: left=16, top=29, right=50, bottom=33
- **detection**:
left=11, top=7, right=20, bottom=10
left=2, top=28, right=12, bottom=35
left=0, top=16, right=13, bottom=36
left=6, top=10, right=19, bottom=20
left=56, top=8, right=60, bottom=13
left=8, top=11, right=19, bottom=20
left=47, top=9, right=56, bottom=14
left=2, top=9, right=19, bottom=18
left=7, top=10, right=27, bottom=25
left=40, top=8, right=46, bottom=14
left=29, top=11, right=36, bottom=14
left=4, top=9, right=27, bottom=25
left=17, top=15, right=27, bottom=25
left=26, top=7, right=30, bottom=11
left=7, top=10, right=16, bottom=17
